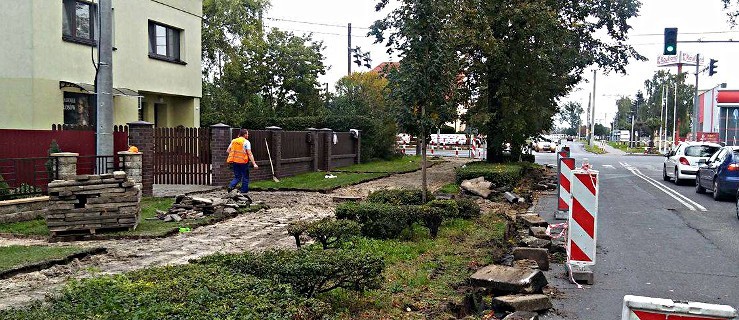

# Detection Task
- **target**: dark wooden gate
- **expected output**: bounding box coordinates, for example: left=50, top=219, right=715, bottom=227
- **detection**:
left=154, top=127, right=211, bottom=185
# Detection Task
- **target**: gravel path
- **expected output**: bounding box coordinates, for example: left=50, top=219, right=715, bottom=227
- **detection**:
left=0, top=159, right=465, bottom=310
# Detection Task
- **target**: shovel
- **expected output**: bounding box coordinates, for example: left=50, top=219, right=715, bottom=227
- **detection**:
left=265, top=138, right=280, bottom=182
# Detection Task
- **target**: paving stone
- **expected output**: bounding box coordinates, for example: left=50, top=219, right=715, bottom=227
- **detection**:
left=529, top=227, right=550, bottom=239
left=503, top=311, right=540, bottom=320
left=513, top=259, right=539, bottom=270
left=518, top=214, right=548, bottom=227
left=470, top=265, right=548, bottom=294
left=512, top=247, right=550, bottom=271
left=520, top=236, right=552, bottom=249
left=493, top=294, right=552, bottom=312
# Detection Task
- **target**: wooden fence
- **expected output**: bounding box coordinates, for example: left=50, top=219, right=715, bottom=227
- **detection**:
left=153, top=127, right=211, bottom=185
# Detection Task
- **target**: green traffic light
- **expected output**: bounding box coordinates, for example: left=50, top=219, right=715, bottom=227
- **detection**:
left=666, top=46, right=674, bottom=52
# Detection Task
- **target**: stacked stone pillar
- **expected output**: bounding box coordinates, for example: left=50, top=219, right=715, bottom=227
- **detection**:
left=210, top=123, right=232, bottom=187
left=118, top=151, right=143, bottom=188
left=320, top=128, right=334, bottom=171
left=127, top=121, right=154, bottom=196
left=50, top=152, right=79, bottom=180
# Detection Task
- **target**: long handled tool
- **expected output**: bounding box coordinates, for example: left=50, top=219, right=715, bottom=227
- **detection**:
left=265, top=138, right=280, bottom=182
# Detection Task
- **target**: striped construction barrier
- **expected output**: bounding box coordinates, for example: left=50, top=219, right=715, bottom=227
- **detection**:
left=567, top=168, right=599, bottom=265
left=621, top=295, right=737, bottom=320
left=558, top=157, right=575, bottom=212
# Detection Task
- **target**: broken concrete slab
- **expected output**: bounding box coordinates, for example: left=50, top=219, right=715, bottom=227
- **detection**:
left=461, top=177, right=493, bottom=199
left=493, top=294, right=552, bottom=312
left=549, top=238, right=566, bottom=254
left=332, top=195, right=363, bottom=203
left=518, top=214, right=548, bottom=227
left=513, top=247, right=549, bottom=271
left=470, top=265, right=548, bottom=294
left=529, top=227, right=550, bottom=239
left=513, top=259, right=539, bottom=270
left=520, top=236, right=552, bottom=249
left=503, top=311, right=540, bottom=320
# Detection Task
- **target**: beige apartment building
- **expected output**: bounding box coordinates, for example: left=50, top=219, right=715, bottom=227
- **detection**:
left=0, top=0, right=202, bottom=129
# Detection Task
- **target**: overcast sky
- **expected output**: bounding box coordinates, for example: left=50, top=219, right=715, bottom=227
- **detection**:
left=266, top=0, right=739, bottom=127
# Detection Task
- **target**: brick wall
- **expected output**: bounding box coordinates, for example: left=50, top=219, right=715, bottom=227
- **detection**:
left=127, top=121, right=154, bottom=196
left=0, top=197, right=48, bottom=223
left=210, top=124, right=232, bottom=186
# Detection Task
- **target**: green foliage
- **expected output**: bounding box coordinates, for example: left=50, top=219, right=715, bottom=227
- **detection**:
left=559, top=101, right=584, bottom=135
left=287, top=220, right=309, bottom=248
left=0, top=264, right=329, bottom=320
left=45, top=139, right=61, bottom=179
left=455, top=162, right=524, bottom=188
left=0, top=174, right=10, bottom=198
left=197, top=249, right=385, bottom=298
left=335, top=202, right=412, bottom=239
left=365, top=188, right=433, bottom=206
left=521, top=154, right=535, bottom=163
left=426, top=200, right=459, bottom=219
left=306, top=218, right=361, bottom=249
left=437, top=183, right=460, bottom=195
left=454, top=197, right=481, bottom=219
left=416, top=205, right=444, bottom=238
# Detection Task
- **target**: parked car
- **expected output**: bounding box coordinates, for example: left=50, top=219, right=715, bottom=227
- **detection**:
left=534, top=137, right=556, bottom=153
left=695, top=146, right=739, bottom=200
left=662, top=142, right=721, bottom=184
left=566, top=136, right=574, bottom=141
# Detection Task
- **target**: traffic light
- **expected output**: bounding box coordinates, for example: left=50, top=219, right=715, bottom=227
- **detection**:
left=709, top=59, right=718, bottom=76
left=663, top=28, right=678, bottom=55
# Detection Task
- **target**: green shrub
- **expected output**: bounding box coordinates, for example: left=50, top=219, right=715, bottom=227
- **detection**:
left=418, top=206, right=445, bottom=238
left=197, top=248, right=385, bottom=298
left=0, top=264, right=329, bottom=320
left=456, top=162, right=524, bottom=188
left=365, top=188, right=433, bottom=206
left=335, top=202, right=412, bottom=239
left=287, top=220, right=309, bottom=248
left=455, top=197, right=481, bottom=219
left=45, top=139, right=61, bottom=179
left=306, top=218, right=361, bottom=249
left=0, top=174, right=10, bottom=199
left=427, top=199, right=459, bottom=219
left=521, top=154, right=535, bottom=163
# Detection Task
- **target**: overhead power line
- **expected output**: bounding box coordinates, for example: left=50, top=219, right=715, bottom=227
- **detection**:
left=263, top=24, right=372, bottom=39
left=631, top=30, right=739, bottom=37
left=265, top=17, right=371, bottom=30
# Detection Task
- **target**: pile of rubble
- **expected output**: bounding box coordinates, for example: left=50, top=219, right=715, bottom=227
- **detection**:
left=154, top=192, right=254, bottom=222
left=460, top=174, right=557, bottom=203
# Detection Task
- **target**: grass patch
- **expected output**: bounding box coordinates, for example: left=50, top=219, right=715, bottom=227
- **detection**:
left=0, top=197, right=266, bottom=238
left=455, top=162, right=525, bottom=187
left=437, top=183, right=460, bottom=194
left=607, top=141, right=643, bottom=153
left=0, top=218, right=49, bottom=236
left=0, top=245, right=86, bottom=273
left=335, top=156, right=423, bottom=173
left=584, top=143, right=606, bottom=154
left=251, top=171, right=388, bottom=192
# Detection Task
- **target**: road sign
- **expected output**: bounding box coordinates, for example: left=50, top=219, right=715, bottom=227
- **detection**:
left=567, top=169, right=599, bottom=265
left=558, top=157, right=575, bottom=212
left=622, top=295, right=737, bottom=320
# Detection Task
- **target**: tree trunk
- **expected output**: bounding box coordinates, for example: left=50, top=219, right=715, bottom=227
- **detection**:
left=421, top=106, right=427, bottom=203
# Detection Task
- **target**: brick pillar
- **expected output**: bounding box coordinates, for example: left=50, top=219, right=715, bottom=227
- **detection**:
left=266, top=126, right=283, bottom=178
left=127, top=121, right=154, bottom=196
left=351, top=129, right=361, bottom=164
left=308, top=128, right=319, bottom=171
left=321, top=128, right=334, bottom=171
left=50, top=152, right=78, bottom=180
left=210, top=123, right=232, bottom=187
left=118, top=151, right=142, bottom=186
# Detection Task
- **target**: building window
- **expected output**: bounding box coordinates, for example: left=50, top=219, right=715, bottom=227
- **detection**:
left=148, top=21, right=184, bottom=64
left=62, top=0, right=97, bottom=46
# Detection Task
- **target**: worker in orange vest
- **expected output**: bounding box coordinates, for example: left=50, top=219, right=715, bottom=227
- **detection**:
left=227, top=129, right=258, bottom=193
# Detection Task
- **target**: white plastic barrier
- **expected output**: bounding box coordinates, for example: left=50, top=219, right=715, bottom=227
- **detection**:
left=621, top=295, right=737, bottom=319
left=567, top=169, right=599, bottom=265
left=558, top=157, right=575, bottom=212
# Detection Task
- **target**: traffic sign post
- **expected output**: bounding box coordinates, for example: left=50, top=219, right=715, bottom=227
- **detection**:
left=556, top=156, right=575, bottom=220
left=621, top=295, right=737, bottom=320
left=567, top=168, right=599, bottom=284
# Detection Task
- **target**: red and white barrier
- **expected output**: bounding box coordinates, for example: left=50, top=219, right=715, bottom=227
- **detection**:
left=567, top=168, right=599, bottom=265
left=558, top=157, right=575, bottom=212
left=622, top=295, right=737, bottom=320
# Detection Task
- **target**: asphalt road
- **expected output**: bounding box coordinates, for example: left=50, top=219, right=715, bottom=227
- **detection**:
left=534, top=141, right=739, bottom=319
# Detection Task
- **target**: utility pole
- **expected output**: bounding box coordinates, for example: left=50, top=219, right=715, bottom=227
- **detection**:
left=693, top=53, right=700, bottom=141
left=659, top=86, right=665, bottom=153
left=590, top=70, right=597, bottom=146
left=96, top=0, right=114, bottom=159
left=586, top=93, right=591, bottom=142
left=347, top=23, right=352, bottom=75
left=673, top=80, right=678, bottom=146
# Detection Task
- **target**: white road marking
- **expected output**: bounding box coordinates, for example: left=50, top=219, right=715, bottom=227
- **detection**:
left=602, top=164, right=615, bottom=169
left=621, top=163, right=708, bottom=212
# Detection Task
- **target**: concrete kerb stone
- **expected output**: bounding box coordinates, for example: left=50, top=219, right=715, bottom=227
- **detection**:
left=493, top=294, right=553, bottom=312
left=470, top=265, right=548, bottom=294
left=513, top=247, right=550, bottom=271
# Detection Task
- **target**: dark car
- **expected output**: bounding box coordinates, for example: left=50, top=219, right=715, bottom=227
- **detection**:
left=695, top=146, right=739, bottom=200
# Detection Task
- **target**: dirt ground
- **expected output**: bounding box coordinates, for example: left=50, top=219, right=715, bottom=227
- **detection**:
left=0, top=158, right=468, bottom=310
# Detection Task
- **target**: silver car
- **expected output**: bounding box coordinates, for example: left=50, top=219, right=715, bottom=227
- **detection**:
left=663, top=142, right=721, bottom=184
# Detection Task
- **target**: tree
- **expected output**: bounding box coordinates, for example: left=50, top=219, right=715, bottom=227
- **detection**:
left=560, top=102, right=584, bottom=136
left=594, top=123, right=610, bottom=138
left=614, top=97, right=633, bottom=130
left=331, top=72, right=390, bottom=117
left=455, top=0, right=644, bottom=162
left=371, top=0, right=461, bottom=201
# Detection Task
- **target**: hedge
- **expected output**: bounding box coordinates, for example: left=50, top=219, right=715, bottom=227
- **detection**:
left=197, top=248, right=384, bottom=298
left=365, top=188, right=433, bottom=206
left=0, top=264, right=329, bottom=320
left=240, top=115, right=397, bottom=162
left=455, top=162, right=524, bottom=188
left=455, top=197, right=482, bottom=219
left=335, top=202, right=413, bottom=239
left=305, top=218, right=361, bottom=249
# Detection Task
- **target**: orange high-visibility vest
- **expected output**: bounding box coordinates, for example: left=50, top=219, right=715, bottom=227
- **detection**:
left=227, top=137, right=248, bottom=164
